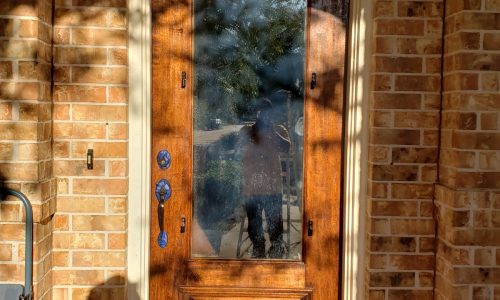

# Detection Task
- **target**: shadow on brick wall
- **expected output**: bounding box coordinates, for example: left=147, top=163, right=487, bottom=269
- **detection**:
left=0, top=0, right=366, bottom=299
left=86, top=276, right=139, bottom=300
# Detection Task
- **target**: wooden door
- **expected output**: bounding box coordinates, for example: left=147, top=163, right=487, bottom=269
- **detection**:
left=150, top=0, right=348, bottom=299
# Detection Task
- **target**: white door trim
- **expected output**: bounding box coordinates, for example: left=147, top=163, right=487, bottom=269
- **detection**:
left=342, top=0, right=372, bottom=299
left=127, top=1, right=372, bottom=299
left=128, top=0, right=152, bottom=298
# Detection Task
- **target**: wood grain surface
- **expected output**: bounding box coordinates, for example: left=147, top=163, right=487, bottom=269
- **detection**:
left=150, top=0, right=193, bottom=299
left=185, top=260, right=306, bottom=288
left=150, top=0, right=348, bottom=298
left=179, top=286, right=313, bottom=299
left=303, top=2, right=347, bottom=299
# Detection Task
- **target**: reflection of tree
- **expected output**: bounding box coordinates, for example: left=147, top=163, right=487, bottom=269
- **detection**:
left=194, top=0, right=306, bottom=128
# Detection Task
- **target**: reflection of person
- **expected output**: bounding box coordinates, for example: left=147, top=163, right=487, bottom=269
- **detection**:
left=239, top=98, right=290, bottom=258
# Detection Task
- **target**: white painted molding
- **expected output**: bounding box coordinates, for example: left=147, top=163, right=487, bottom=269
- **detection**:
left=342, top=0, right=371, bottom=299
left=128, top=0, right=151, bottom=298
left=126, top=0, right=370, bottom=299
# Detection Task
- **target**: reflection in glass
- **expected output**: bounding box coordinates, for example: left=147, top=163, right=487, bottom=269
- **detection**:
left=192, top=0, right=306, bottom=260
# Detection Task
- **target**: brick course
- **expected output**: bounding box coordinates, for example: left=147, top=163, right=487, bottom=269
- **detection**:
left=0, top=1, right=55, bottom=299
left=367, top=1, right=443, bottom=298
left=52, top=0, right=128, bottom=298
left=435, top=1, right=500, bottom=299
left=0, top=0, right=127, bottom=298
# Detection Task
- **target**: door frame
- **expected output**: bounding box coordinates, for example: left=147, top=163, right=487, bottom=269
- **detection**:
left=127, top=0, right=372, bottom=298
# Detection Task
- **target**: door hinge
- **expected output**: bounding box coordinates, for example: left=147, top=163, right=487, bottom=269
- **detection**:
left=310, top=73, right=317, bottom=90
left=181, top=71, right=187, bottom=88
left=181, top=216, right=186, bottom=233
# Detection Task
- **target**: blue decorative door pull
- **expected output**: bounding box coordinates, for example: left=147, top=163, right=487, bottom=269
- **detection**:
left=155, top=179, right=172, bottom=248
left=156, top=150, right=171, bottom=169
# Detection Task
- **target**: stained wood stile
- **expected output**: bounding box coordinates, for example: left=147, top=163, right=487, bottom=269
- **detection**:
left=151, top=0, right=193, bottom=298
left=303, top=2, right=347, bottom=299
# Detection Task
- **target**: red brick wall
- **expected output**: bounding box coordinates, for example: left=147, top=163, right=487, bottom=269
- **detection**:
left=435, top=1, right=500, bottom=299
left=51, top=0, right=128, bottom=298
left=367, top=1, right=443, bottom=299
left=0, top=1, right=54, bottom=299
left=0, top=0, right=128, bottom=298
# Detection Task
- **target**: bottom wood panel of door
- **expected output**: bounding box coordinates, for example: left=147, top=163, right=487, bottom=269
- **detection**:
left=178, top=286, right=313, bottom=300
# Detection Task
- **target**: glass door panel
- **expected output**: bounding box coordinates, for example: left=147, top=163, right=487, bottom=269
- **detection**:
left=192, top=0, right=307, bottom=260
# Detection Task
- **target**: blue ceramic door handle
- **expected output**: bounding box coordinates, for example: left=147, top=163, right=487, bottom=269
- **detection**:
left=155, top=179, right=172, bottom=248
